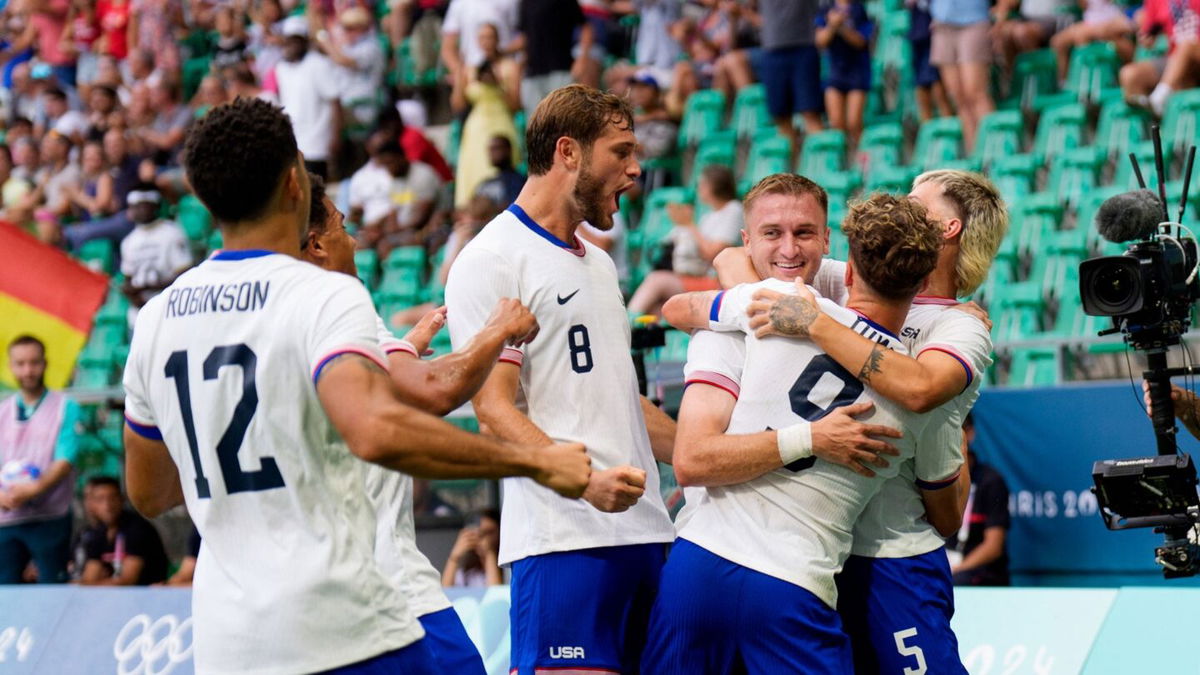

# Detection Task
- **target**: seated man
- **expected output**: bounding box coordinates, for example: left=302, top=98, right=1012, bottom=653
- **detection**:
left=78, top=476, right=169, bottom=586
left=642, top=188, right=943, bottom=673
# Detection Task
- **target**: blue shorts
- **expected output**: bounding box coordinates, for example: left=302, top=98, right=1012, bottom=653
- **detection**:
left=912, top=37, right=941, bottom=88
left=751, top=45, right=823, bottom=118
left=836, top=549, right=966, bottom=674
left=419, top=606, right=485, bottom=674
left=320, top=639, right=438, bottom=674
left=641, top=539, right=851, bottom=675
left=510, top=543, right=667, bottom=674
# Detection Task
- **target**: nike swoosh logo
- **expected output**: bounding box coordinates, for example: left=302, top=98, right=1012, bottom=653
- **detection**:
left=557, top=290, right=580, bottom=305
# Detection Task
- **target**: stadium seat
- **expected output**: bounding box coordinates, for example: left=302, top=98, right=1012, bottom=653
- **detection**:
left=1001, top=49, right=1058, bottom=111
left=1033, top=103, right=1087, bottom=168
left=797, top=129, right=847, bottom=176
left=730, top=84, right=771, bottom=140
left=1162, top=89, right=1200, bottom=167
left=690, top=132, right=736, bottom=190
left=678, top=90, right=727, bottom=150
left=739, top=133, right=792, bottom=195
left=1047, top=146, right=1104, bottom=211
left=909, top=116, right=962, bottom=171
left=1093, top=100, right=1150, bottom=165
left=822, top=170, right=864, bottom=211
left=639, top=186, right=693, bottom=254
left=991, top=154, right=1040, bottom=204
left=858, top=122, right=903, bottom=179
left=864, top=163, right=919, bottom=193
left=1134, top=33, right=1169, bottom=62
left=1012, top=192, right=1062, bottom=264
left=1060, top=42, right=1120, bottom=107
left=94, top=288, right=130, bottom=328
left=447, top=118, right=462, bottom=169
left=77, top=239, right=115, bottom=275
left=1110, top=139, right=1170, bottom=191
left=991, top=280, right=1045, bottom=342
left=354, top=249, right=379, bottom=290
left=384, top=246, right=426, bottom=272
left=1007, top=347, right=1063, bottom=386
left=177, top=194, right=213, bottom=244
left=972, top=110, right=1023, bottom=170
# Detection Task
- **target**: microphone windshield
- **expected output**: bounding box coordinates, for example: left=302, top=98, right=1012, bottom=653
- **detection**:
left=1095, top=189, right=1164, bottom=243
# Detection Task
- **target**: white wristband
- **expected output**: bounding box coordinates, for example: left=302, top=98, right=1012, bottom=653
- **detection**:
left=777, top=422, right=813, bottom=466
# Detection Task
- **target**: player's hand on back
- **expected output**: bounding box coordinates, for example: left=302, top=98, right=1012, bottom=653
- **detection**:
left=401, top=305, right=447, bottom=355
left=487, top=297, right=540, bottom=347
left=810, top=401, right=902, bottom=478
left=952, top=300, right=992, bottom=331
left=533, top=442, right=591, bottom=498
left=747, top=280, right=821, bottom=339
left=582, top=466, right=647, bottom=513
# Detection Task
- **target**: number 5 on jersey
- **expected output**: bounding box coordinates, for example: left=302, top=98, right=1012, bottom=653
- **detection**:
left=164, top=344, right=285, bottom=498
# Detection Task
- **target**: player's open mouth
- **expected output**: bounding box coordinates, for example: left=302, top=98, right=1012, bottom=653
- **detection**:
left=612, top=184, right=633, bottom=212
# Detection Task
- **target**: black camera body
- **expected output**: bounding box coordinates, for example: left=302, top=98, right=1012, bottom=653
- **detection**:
left=1080, top=238, right=1200, bottom=349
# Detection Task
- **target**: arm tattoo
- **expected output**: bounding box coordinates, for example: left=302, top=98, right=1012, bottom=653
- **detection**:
left=857, top=344, right=887, bottom=384
left=769, top=295, right=819, bottom=338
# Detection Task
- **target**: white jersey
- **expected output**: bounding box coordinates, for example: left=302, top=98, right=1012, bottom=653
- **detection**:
left=678, top=279, right=928, bottom=607
left=365, top=315, right=452, bottom=617
left=445, top=206, right=675, bottom=565
left=677, top=329, right=745, bottom=531
left=851, top=296, right=992, bottom=558
left=122, top=251, right=423, bottom=674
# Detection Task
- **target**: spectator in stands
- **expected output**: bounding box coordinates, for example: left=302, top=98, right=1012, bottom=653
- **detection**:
left=909, top=0, right=953, bottom=121
left=628, top=69, right=677, bottom=164
left=31, top=0, right=76, bottom=87
left=930, top=0, right=994, bottom=152
left=439, top=0, right=519, bottom=86
left=314, top=7, right=385, bottom=134
left=33, top=130, right=79, bottom=222
left=354, top=138, right=443, bottom=255
left=514, top=0, right=591, bottom=112
left=138, top=79, right=191, bottom=168
left=247, top=0, right=286, bottom=81
left=348, top=130, right=399, bottom=225
left=474, top=135, right=525, bottom=208
left=40, top=87, right=88, bottom=145
left=62, top=0, right=100, bottom=93
left=227, top=63, right=269, bottom=102
left=627, top=164, right=742, bottom=316
left=118, top=183, right=193, bottom=327
left=64, top=139, right=116, bottom=221
left=211, top=5, right=249, bottom=72
left=816, top=0, right=874, bottom=151
left=273, top=15, right=342, bottom=179
left=453, top=53, right=520, bottom=208
left=94, top=0, right=132, bottom=63
left=442, top=508, right=503, bottom=587
left=1120, top=0, right=1200, bottom=117
left=1049, top=0, right=1133, bottom=82
left=129, top=0, right=184, bottom=75
left=77, top=476, right=169, bottom=586
left=191, top=75, right=229, bottom=118
left=949, top=413, right=1011, bottom=586
left=991, top=0, right=1073, bottom=75
left=85, top=85, right=121, bottom=139
left=756, top=0, right=824, bottom=144
left=61, top=128, right=143, bottom=252
left=0, top=334, right=80, bottom=585
left=162, top=527, right=200, bottom=587
left=374, top=104, right=453, bottom=183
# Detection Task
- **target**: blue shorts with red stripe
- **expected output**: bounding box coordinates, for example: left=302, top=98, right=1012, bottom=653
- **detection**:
left=509, top=543, right=667, bottom=675
left=641, top=539, right=852, bottom=675
left=836, top=549, right=967, bottom=674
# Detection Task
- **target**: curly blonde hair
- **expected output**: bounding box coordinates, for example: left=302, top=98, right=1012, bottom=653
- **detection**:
left=843, top=193, right=943, bottom=301
left=913, top=170, right=1009, bottom=297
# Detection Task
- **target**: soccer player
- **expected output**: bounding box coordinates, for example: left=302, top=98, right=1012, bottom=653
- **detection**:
left=709, top=169, right=1008, bottom=672
left=642, top=193, right=944, bottom=673
left=444, top=84, right=678, bottom=675
left=121, top=99, right=591, bottom=674
left=301, top=172, right=529, bottom=674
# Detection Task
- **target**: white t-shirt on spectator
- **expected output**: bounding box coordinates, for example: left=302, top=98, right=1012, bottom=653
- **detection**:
left=51, top=110, right=90, bottom=138
left=670, top=199, right=743, bottom=277
left=362, top=161, right=442, bottom=228
left=274, top=52, right=340, bottom=162
left=348, top=160, right=393, bottom=224
left=120, top=220, right=193, bottom=325
left=338, top=33, right=386, bottom=105
left=442, top=0, right=519, bottom=68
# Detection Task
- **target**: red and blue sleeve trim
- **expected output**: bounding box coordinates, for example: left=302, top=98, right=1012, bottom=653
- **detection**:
left=919, top=345, right=974, bottom=391
left=709, top=291, right=725, bottom=323
left=311, top=347, right=389, bottom=384
left=916, top=469, right=961, bottom=491
left=125, top=415, right=163, bottom=441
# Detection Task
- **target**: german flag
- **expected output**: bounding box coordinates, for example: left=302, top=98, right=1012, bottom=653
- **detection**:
left=0, top=223, right=109, bottom=389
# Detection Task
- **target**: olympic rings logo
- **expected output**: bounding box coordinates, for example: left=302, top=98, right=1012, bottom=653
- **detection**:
left=112, top=613, right=194, bottom=675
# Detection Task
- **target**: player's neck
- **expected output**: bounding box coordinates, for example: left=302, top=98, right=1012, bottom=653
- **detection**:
left=218, top=218, right=303, bottom=259
left=845, top=295, right=909, bottom=336
left=513, top=175, right=581, bottom=244
left=923, top=244, right=959, bottom=299
left=19, top=385, right=45, bottom=408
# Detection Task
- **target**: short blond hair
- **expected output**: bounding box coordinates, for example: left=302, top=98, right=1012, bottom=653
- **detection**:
left=743, top=173, right=828, bottom=222
left=913, top=170, right=1009, bottom=298
left=843, top=193, right=942, bottom=301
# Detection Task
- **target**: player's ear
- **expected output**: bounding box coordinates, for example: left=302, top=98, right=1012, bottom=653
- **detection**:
left=942, top=216, right=963, bottom=240
left=740, top=229, right=749, bottom=247
left=822, top=224, right=830, bottom=255
left=844, top=260, right=854, bottom=289
left=557, top=136, right=580, bottom=172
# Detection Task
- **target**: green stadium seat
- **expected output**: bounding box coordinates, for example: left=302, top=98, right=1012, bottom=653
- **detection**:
left=1111, top=139, right=1170, bottom=191
left=207, top=229, right=223, bottom=252
left=730, top=84, right=771, bottom=140
left=1001, top=49, right=1058, bottom=111
left=1047, top=146, right=1105, bottom=211
left=77, top=239, right=115, bottom=275
left=691, top=133, right=736, bottom=191
left=355, top=249, right=379, bottom=290
left=798, top=130, right=847, bottom=177
left=972, top=110, right=1023, bottom=169
left=909, top=116, right=962, bottom=171
left=1093, top=100, right=1149, bottom=163
left=663, top=329, right=690, bottom=362
left=1162, top=89, right=1200, bottom=167
left=991, top=280, right=1045, bottom=342
left=1033, top=103, right=1087, bottom=167
left=1007, top=347, right=1063, bottom=386
left=384, top=246, right=426, bottom=271
left=1012, top=192, right=1062, bottom=262
left=822, top=169, right=864, bottom=207
left=739, top=134, right=792, bottom=195
left=640, top=186, right=694, bottom=253
left=859, top=122, right=903, bottom=180
left=447, top=118, right=462, bottom=169
left=1134, top=34, right=1169, bottom=62
left=95, top=289, right=129, bottom=328
left=864, top=164, right=919, bottom=193
left=176, top=194, right=213, bottom=244
left=1056, top=42, right=1120, bottom=106
left=992, top=154, right=1040, bottom=204
left=678, top=90, right=727, bottom=150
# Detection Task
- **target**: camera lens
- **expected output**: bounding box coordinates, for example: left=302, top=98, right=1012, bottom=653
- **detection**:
left=1096, top=265, right=1136, bottom=307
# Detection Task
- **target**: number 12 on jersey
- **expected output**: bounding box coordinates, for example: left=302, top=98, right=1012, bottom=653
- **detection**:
left=163, top=344, right=285, bottom=498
